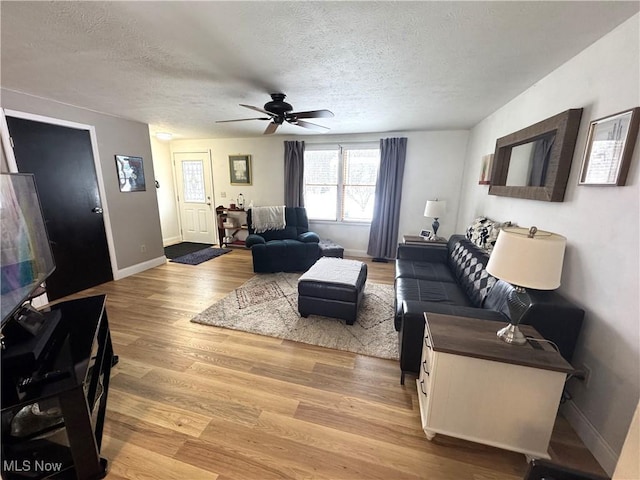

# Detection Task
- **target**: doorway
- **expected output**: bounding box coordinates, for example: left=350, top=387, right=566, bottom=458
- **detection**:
left=2, top=110, right=116, bottom=301
left=173, top=151, right=217, bottom=245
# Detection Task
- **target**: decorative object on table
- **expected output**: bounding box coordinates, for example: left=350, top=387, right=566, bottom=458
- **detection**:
left=423, top=199, right=446, bottom=237
left=578, top=107, right=640, bottom=186
left=169, top=247, right=231, bottom=265
left=190, top=272, right=397, bottom=360
left=236, top=193, right=245, bottom=209
left=419, top=229, right=433, bottom=240
left=489, top=108, right=583, bottom=202
left=229, top=154, right=252, bottom=185
left=478, top=153, right=494, bottom=185
left=115, top=155, right=146, bottom=192
left=486, top=226, right=566, bottom=345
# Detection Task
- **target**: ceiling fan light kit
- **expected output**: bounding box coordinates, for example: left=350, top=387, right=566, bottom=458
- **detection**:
left=217, top=93, right=334, bottom=135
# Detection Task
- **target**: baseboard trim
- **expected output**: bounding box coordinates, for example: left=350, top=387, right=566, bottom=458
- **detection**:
left=561, top=400, right=618, bottom=476
left=114, top=256, right=167, bottom=280
left=344, top=249, right=368, bottom=258
left=163, top=236, right=182, bottom=247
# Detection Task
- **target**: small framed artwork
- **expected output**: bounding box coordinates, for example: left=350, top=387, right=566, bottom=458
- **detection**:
left=419, top=229, right=433, bottom=239
left=115, top=155, right=146, bottom=192
left=229, top=155, right=252, bottom=185
left=479, top=153, right=494, bottom=185
left=579, top=107, right=640, bottom=186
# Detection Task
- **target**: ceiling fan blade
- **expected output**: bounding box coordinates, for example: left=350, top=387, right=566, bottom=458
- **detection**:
left=216, top=117, right=270, bottom=123
left=264, top=122, right=279, bottom=135
left=293, top=120, right=330, bottom=132
left=289, top=109, right=334, bottom=119
left=240, top=104, right=274, bottom=116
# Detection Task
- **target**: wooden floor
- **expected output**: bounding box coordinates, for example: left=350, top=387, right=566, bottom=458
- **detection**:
left=58, top=248, right=605, bottom=480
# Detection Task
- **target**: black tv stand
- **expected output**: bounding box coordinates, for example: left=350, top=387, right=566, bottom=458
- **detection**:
left=1, top=295, right=113, bottom=480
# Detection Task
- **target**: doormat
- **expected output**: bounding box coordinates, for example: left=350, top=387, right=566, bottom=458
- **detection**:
left=164, top=242, right=213, bottom=259
left=190, top=272, right=398, bottom=360
left=170, top=247, right=231, bottom=265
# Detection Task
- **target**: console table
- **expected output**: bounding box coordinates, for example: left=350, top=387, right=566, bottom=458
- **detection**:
left=216, top=206, right=248, bottom=247
left=1, top=295, right=113, bottom=480
left=416, top=313, right=574, bottom=459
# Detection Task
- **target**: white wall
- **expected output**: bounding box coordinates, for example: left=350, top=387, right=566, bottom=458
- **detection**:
left=168, top=130, right=469, bottom=256
left=149, top=131, right=181, bottom=245
left=1, top=89, right=165, bottom=275
left=457, top=15, right=640, bottom=475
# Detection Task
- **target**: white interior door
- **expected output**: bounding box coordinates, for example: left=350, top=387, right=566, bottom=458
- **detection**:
left=174, top=151, right=217, bottom=244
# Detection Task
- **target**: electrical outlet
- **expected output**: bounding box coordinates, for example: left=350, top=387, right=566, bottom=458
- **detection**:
left=580, top=363, right=592, bottom=387
left=140, top=244, right=146, bottom=253
left=221, top=191, right=227, bottom=198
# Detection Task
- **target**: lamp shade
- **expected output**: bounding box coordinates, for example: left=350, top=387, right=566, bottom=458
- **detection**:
left=424, top=200, right=446, bottom=218
left=486, top=227, right=566, bottom=290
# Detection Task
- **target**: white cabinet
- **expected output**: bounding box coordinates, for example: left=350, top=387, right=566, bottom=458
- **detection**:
left=416, top=313, right=574, bottom=459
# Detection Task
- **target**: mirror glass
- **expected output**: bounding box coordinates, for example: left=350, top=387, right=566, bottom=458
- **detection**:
left=505, top=134, right=556, bottom=187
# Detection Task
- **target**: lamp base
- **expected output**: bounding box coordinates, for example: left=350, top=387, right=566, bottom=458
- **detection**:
left=496, top=323, right=527, bottom=345
left=432, top=218, right=440, bottom=236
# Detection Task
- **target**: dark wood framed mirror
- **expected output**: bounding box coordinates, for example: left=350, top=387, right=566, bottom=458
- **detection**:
left=489, top=108, right=583, bottom=202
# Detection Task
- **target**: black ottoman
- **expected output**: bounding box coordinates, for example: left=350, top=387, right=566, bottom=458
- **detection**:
left=318, top=239, right=344, bottom=258
left=298, top=258, right=367, bottom=325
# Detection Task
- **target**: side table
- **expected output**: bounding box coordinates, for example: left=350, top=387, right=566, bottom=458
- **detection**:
left=402, top=235, right=447, bottom=245
left=416, top=312, right=574, bottom=459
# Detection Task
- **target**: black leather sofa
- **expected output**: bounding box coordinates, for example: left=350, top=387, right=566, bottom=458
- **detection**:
left=245, top=207, right=320, bottom=273
left=395, top=234, right=584, bottom=383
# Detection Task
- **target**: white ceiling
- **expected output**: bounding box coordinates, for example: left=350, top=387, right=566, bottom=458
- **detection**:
left=1, top=1, right=638, bottom=139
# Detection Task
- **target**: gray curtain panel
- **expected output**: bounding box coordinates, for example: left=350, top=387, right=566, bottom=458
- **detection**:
left=367, top=137, right=407, bottom=259
left=284, top=140, right=305, bottom=207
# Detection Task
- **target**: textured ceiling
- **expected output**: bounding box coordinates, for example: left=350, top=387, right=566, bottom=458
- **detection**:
left=1, top=1, right=638, bottom=139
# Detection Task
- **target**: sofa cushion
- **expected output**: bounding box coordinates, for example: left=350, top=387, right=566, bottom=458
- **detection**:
left=395, top=259, right=457, bottom=283
left=465, top=216, right=513, bottom=253
left=449, top=238, right=497, bottom=308
left=395, top=277, right=471, bottom=317
left=297, top=231, right=320, bottom=243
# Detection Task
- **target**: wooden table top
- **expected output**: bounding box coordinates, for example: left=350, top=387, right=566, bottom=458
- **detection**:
left=424, top=313, right=575, bottom=374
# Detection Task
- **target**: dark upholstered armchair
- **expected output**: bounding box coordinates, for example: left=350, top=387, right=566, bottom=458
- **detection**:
left=245, top=207, right=320, bottom=273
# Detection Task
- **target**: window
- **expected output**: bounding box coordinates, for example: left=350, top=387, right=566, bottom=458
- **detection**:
left=304, top=144, right=380, bottom=222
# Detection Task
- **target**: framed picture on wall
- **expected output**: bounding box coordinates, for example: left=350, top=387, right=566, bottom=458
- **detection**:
left=229, top=155, right=252, bottom=185
left=579, top=107, right=640, bottom=186
left=115, top=155, right=146, bottom=192
left=479, top=153, right=493, bottom=185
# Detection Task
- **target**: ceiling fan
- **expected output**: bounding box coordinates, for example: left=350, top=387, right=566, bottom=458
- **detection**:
left=216, top=93, right=334, bottom=134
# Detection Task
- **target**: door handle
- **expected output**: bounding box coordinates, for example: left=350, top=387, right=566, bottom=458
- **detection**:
left=92, top=207, right=103, bottom=214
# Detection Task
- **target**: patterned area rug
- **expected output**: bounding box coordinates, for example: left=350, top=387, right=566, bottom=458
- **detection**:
left=191, top=272, right=399, bottom=360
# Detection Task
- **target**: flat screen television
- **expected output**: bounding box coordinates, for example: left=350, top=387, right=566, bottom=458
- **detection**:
left=1, top=173, right=56, bottom=327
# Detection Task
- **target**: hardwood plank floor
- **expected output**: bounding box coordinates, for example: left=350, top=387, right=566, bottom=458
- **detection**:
left=57, top=248, right=605, bottom=479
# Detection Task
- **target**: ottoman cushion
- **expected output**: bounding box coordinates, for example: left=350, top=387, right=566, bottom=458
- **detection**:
left=298, top=258, right=367, bottom=325
left=318, top=239, right=344, bottom=258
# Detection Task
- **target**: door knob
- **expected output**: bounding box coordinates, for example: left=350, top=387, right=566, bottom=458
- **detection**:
left=92, top=207, right=103, bottom=214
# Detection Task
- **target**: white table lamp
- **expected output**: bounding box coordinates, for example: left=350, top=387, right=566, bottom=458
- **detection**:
left=424, top=200, right=446, bottom=236
left=486, top=226, right=566, bottom=345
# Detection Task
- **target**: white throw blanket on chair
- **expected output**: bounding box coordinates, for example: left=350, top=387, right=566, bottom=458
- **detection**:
left=251, top=206, right=286, bottom=233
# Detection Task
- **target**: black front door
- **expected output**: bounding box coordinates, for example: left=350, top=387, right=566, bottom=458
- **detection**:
left=6, top=117, right=113, bottom=300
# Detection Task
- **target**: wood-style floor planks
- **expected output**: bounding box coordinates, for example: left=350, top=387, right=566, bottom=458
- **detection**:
left=53, top=248, right=605, bottom=479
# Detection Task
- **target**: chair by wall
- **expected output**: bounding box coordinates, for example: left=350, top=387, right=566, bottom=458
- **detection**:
left=245, top=207, right=320, bottom=273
